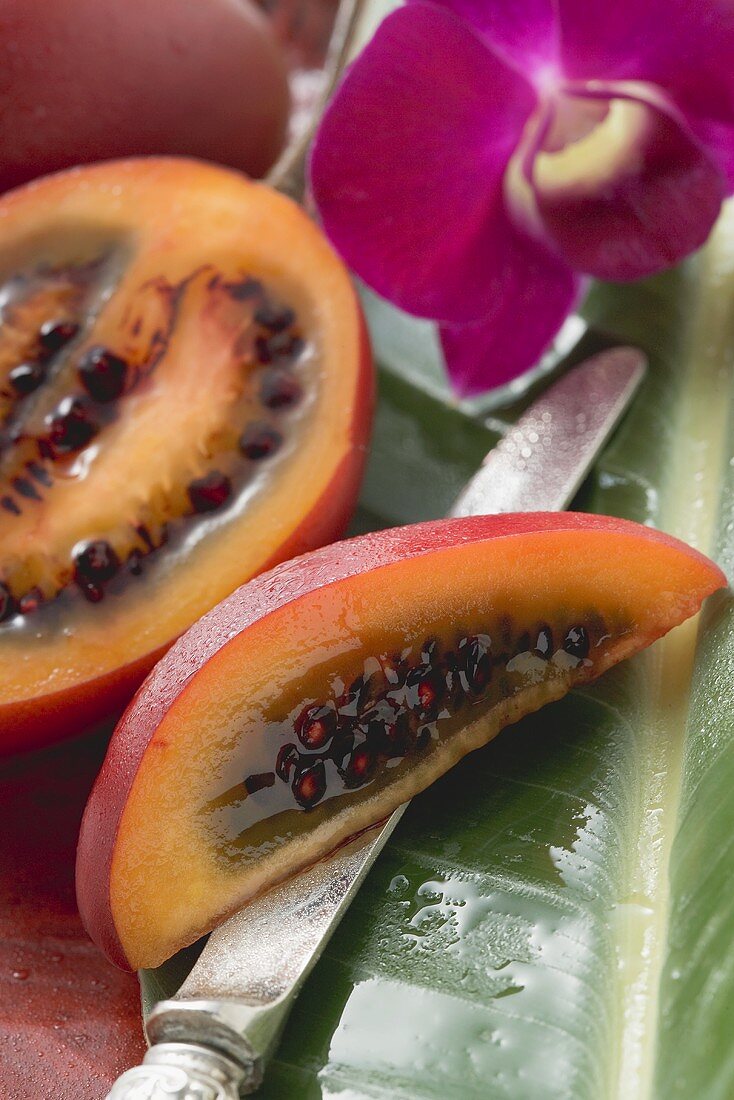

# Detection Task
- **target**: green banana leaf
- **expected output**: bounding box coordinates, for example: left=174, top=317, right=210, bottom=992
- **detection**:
left=142, top=206, right=734, bottom=1099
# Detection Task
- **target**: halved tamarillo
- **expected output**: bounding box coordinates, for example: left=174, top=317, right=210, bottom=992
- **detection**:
left=75, top=512, right=726, bottom=970
left=0, top=157, right=372, bottom=753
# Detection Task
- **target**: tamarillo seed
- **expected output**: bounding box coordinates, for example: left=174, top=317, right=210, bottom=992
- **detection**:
left=416, top=727, right=432, bottom=751
left=239, top=422, right=282, bottom=461
left=293, top=761, right=327, bottom=809
left=254, top=304, right=295, bottom=332
left=19, top=587, right=43, bottom=615
left=188, top=472, right=232, bottom=514
left=256, top=332, right=304, bottom=364
left=459, top=635, right=492, bottom=694
left=78, top=581, right=105, bottom=604
left=296, top=702, right=337, bottom=750
left=330, top=729, right=355, bottom=766
left=74, top=540, right=120, bottom=585
left=79, top=346, right=129, bottom=403
left=28, top=462, right=52, bottom=487
left=259, top=367, right=302, bottom=410
left=344, top=744, right=377, bottom=788
left=225, top=276, right=263, bottom=301
left=564, top=625, right=590, bottom=660
left=276, top=743, right=300, bottom=783
left=420, top=638, right=440, bottom=665
left=377, top=708, right=413, bottom=757
left=406, top=667, right=444, bottom=720
left=9, top=362, right=46, bottom=395
left=48, top=395, right=99, bottom=455
left=38, top=319, right=79, bottom=356
left=13, top=477, right=40, bottom=501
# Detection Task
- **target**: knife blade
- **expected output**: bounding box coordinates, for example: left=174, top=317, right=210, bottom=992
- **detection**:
left=107, top=346, right=646, bottom=1099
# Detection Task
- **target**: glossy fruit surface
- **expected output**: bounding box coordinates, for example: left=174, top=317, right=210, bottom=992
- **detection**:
left=0, top=157, right=372, bottom=752
left=75, top=512, right=726, bottom=970
left=0, top=0, right=290, bottom=189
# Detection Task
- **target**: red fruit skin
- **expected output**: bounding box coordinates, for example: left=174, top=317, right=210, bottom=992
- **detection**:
left=0, top=0, right=290, bottom=189
left=76, top=512, right=727, bottom=969
left=0, top=731, right=145, bottom=1099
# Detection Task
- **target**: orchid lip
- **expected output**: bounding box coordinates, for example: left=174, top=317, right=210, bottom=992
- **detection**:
left=504, top=80, right=675, bottom=241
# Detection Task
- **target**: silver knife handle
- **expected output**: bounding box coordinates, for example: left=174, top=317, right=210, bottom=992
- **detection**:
left=106, top=1042, right=247, bottom=1100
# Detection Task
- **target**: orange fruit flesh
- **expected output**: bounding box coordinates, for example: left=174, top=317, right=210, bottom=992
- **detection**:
left=104, top=526, right=724, bottom=969
left=0, top=158, right=371, bottom=750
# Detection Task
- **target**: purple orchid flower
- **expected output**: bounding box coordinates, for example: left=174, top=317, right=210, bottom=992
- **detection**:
left=309, top=0, right=734, bottom=394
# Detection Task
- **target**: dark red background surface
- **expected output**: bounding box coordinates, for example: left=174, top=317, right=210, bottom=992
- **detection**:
left=0, top=731, right=145, bottom=1099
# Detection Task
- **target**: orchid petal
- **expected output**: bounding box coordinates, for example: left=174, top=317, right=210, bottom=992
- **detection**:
left=309, top=3, right=536, bottom=324
left=412, top=0, right=559, bottom=76
left=440, top=227, right=581, bottom=395
left=514, top=89, right=725, bottom=282
left=558, top=0, right=734, bottom=188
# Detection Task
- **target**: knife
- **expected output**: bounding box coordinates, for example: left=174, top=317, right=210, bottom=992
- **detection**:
left=106, top=346, right=646, bottom=1099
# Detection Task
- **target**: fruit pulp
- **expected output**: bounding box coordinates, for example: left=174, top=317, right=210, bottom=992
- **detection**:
left=76, top=513, right=726, bottom=969
left=0, top=158, right=372, bottom=751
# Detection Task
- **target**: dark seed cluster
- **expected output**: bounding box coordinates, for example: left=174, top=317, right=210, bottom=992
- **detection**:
left=243, top=621, right=598, bottom=813
left=5, top=317, right=79, bottom=405
left=1, top=275, right=308, bottom=620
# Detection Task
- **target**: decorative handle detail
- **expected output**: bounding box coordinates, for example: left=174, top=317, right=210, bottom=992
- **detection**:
left=106, top=1043, right=245, bottom=1100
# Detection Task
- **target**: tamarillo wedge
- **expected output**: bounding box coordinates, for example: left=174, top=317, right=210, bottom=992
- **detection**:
left=0, top=157, right=372, bottom=753
left=76, top=512, right=726, bottom=970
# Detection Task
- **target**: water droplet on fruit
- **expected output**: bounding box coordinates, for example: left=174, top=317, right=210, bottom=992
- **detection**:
left=78, top=346, right=128, bottom=402
left=9, top=361, right=45, bottom=395
left=12, top=968, right=29, bottom=980
left=388, top=874, right=410, bottom=896
left=239, top=422, right=282, bottom=460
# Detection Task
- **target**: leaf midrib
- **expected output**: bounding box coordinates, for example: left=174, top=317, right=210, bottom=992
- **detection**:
left=613, top=207, right=734, bottom=1099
